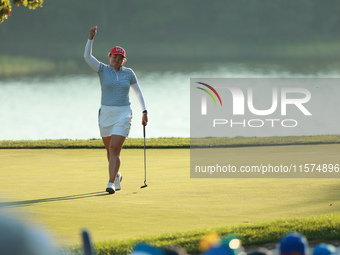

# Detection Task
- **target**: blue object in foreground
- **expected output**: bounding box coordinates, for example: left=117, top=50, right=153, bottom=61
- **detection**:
left=82, top=229, right=94, bottom=255
left=312, top=243, right=337, bottom=255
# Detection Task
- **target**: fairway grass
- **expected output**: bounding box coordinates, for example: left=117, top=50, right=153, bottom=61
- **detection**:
left=1, top=135, right=340, bottom=149
left=1, top=145, right=340, bottom=251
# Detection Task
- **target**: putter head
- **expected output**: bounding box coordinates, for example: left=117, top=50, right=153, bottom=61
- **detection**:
left=140, top=184, right=148, bottom=189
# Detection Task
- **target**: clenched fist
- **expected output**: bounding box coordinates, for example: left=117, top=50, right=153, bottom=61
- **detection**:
left=89, top=25, right=97, bottom=40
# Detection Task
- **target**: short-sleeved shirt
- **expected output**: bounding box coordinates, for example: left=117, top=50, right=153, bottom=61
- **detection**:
left=98, top=63, right=138, bottom=106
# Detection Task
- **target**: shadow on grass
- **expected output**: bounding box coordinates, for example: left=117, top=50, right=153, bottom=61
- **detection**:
left=0, top=191, right=110, bottom=208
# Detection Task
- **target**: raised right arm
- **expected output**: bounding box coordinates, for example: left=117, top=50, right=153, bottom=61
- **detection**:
left=84, top=26, right=101, bottom=72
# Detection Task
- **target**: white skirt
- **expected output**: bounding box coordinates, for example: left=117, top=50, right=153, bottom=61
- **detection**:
left=98, top=105, right=132, bottom=138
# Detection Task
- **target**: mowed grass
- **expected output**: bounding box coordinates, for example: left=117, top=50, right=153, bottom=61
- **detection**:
left=1, top=135, right=340, bottom=149
left=1, top=145, right=340, bottom=249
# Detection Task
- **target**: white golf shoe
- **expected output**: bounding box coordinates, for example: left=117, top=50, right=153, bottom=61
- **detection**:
left=115, top=172, right=123, bottom=191
left=106, top=182, right=115, bottom=194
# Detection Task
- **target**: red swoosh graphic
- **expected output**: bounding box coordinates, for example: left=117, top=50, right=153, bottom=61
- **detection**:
left=197, top=82, right=223, bottom=106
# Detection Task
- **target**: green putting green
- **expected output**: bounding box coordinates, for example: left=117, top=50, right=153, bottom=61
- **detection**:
left=1, top=145, right=340, bottom=246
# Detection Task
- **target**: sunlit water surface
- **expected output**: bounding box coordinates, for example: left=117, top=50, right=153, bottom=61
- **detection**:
left=1, top=61, right=340, bottom=140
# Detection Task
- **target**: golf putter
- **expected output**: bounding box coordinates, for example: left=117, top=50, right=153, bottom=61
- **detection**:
left=141, top=124, right=147, bottom=189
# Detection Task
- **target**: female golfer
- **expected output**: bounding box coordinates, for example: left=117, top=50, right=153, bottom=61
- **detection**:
left=84, top=25, right=148, bottom=194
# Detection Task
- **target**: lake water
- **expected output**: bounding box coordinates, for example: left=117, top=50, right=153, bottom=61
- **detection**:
left=1, top=60, right=340, bottom=140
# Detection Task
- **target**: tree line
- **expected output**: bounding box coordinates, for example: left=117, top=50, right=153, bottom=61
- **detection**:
left=1, top=0, right=340, bottom=60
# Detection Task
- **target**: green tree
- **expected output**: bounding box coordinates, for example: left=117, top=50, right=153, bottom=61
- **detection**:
left=0, top=0, right=43, bottom=23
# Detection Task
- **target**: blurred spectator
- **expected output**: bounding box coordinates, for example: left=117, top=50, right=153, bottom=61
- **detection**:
left=130, top=243, right=189, bottom=255
left=131, top=243, right=165, bottom=255
left=312, top=244, right=337, bottom=255
left=202, top=234, right=245, bottom=255
left=0, top=212, right=59, bottom=255
left=247, top=247, right=274, bottom=255
left=163, top=246, right=189, bottom=255
left=278, top=232, right=309, bottom=255
left=199, top=233, right=221, bottom=253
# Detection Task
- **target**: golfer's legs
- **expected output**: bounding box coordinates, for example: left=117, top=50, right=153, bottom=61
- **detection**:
left=108, top=135, right=126, bottom=183
left=102, top=136, right=111, bottom=161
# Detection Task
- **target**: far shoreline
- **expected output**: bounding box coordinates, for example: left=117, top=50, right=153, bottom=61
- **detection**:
left=1, top=135, right=339, bottom=149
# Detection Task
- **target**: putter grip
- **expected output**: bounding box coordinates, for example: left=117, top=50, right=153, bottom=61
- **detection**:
left=143, top=124, right=146, bottom=138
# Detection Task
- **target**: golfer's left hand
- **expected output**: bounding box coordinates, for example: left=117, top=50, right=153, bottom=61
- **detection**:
left=142, top=113, right=148, bottom=126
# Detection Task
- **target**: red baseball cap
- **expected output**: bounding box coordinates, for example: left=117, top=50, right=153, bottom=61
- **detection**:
left=110, top=46, right=126, bottom=57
